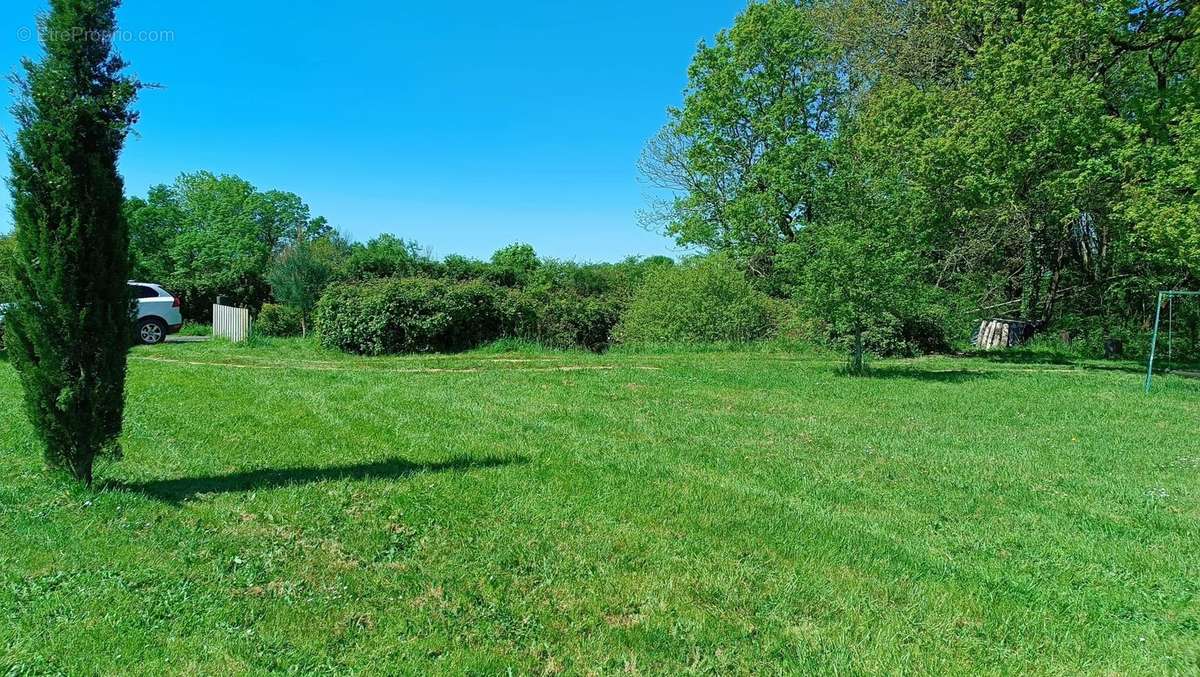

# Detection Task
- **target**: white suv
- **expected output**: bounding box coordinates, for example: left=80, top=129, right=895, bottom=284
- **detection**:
left=130, top=282, right=183, bottom=345
left=1, top=286, right=180, bottom=346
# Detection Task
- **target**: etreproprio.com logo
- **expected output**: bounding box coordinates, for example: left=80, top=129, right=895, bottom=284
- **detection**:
left=17, top=25, right=175, bottom=43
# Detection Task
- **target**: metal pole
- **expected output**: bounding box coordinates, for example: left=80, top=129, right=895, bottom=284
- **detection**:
left=1168, top=296, right=1174, bottom=369
left=1146, top=292, right=1165, bottom=393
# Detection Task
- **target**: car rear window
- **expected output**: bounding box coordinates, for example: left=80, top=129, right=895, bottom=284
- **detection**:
left=132, top=285, right=159, bottom=299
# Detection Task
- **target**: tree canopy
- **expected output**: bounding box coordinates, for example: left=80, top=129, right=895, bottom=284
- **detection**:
left=645, top=0, right=1200, bottom=353
left=641, top=0, right=842, bottom=276
left=268, top=242, right=332, bottom=336
left=125, top=172, right=328, bottom=316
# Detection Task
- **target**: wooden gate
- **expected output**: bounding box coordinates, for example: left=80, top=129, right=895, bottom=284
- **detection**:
left=213, top=303, right=252, bottom=342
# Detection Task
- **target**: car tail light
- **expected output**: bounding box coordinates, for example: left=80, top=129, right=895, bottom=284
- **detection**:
left=172, top=296, right=181, bottom=308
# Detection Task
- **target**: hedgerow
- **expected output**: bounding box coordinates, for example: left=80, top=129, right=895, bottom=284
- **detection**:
left=256, top=304, right=303, bottom=338
left=615, top=256, right=774, bottom=345
left=315, top=278, right=503, bottom=355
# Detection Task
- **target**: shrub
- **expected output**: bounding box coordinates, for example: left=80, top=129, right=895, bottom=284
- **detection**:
left=504, top=290, right=621, bottom=351
left=440, top=254, right=492, bottom=282
left=526, top=256, right=675, bottom=302
left=496, top=286, right=623, bottom=352
left=774, top=237, right=955, bottom=359
left=543, top=295, right=622, bottom=351
left=345, top=234, right=433, bottom=281
left=315, top=278, right=503, bottom=355
left=443, top=279, right=506, bottom=349
left=615, top=256, right=773, bottom=344
left=788, top=304, right=955, bottom=359
left=497, top=288, right=540, bottom=340
left=257, top=304, right=304, bottom=337
left=489, top=243, right=541, bottom=287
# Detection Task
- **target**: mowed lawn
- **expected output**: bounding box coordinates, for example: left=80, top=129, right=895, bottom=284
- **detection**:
left=1, top=341, right=1197, bottom=674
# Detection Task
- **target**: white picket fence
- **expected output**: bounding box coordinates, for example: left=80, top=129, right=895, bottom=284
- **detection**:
left=213, top=303, right=252, bottom=342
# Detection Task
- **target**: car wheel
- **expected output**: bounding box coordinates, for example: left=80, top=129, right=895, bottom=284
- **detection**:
left=137, top=318, right=167, bottom=345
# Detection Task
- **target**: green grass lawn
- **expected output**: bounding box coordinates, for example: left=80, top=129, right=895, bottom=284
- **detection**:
left=1, top=340, right=1197, bottom=674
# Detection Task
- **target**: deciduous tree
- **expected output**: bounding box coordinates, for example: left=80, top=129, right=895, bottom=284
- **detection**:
left=125, top=173, right=329, bottom=316
left=640, top=0, right=843, bottom=275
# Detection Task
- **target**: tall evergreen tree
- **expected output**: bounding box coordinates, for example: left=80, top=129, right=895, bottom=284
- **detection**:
left=7, top=0, right=140, bottom=485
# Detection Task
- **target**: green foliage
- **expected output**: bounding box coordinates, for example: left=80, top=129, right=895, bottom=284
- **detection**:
left=502, top=288, right=622, bottom=352
left=125, top=172, right=330, bottom=317
left=493, top=255, right=676, bottom=352
left=121, top=191, right=684, bottom=354
left=345, top=234, right=432, bottom=281
left=307, top=230, right=354, bottom=282
left=616, top=256, right=773, bottom=344
left=0, top=235, right=16, bottom=303
left=440, top=254, right=493, bottom=281
left=489, top=243, right=541, bottom=287
left=6, top=0, right=139, bottom=484
left=313, top=254, right=644, bottom=354
left=1121, top=107, right=1200, bottom=282
left=124, top=186, right=182, bottom=284
left=640, top=0, right=841, bottom=269
left=268, top=243, right=331, bottom=336
left=256, top=304, right=304, bottom=338
left=526, top=256, right=675, bottom=302
left=479, top=255, right=677, bottom=353
left=782, top=151, right=950, bottom=364
left=647, top=0, right=1200, bottom=352
left=315, top=278, right=504, bottom=355
left=835, top=0, right=1199, bottom=327
left=540, top=295, right=622, bottom=352
left=175, top=321, right=211, bottom=338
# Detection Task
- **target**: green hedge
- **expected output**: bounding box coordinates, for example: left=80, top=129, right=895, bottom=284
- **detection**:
left=615, top=257, right=774, bottom=344
left=256, top=303, right=303, bottom=337
left=502, top=289, right=621, bottom=352
left=315, top=278, right=503, bottom=355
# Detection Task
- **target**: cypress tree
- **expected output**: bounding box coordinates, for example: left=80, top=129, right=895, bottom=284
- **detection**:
left=7, top=0, right=141, bottom=485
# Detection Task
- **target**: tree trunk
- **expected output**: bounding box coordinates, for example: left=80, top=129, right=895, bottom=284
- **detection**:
left=301, top=316, right=307, bottom=338
left=851, top=331, right=865, bottom=375
left=1020, top=233, right=1040, bottom=321
left=67, top=455, right=95, bottom=487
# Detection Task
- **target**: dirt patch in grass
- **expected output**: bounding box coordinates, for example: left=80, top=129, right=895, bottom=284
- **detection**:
left=130, top=354, right=662, bottom=374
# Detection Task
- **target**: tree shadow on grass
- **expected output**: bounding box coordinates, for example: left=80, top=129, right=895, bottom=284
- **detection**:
left=962, top=349, right=1076, bottom=365
left=961, top=349, right=1158, bottom=376
left=105, top=455, right=528, bottom=505
left=856, top=367, right=999, bottom=383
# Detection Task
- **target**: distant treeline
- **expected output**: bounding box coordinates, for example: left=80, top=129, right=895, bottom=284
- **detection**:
left=5, top=0, right=1198, bottom=361
left=0, top=171, right=800, bottom=354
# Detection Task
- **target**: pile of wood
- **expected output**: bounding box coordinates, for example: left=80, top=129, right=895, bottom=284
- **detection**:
left=974, top=318, right=1034, bottom=350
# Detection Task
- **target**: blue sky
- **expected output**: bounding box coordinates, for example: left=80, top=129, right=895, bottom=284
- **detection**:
left=0, top=1, right=746, bottom=261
